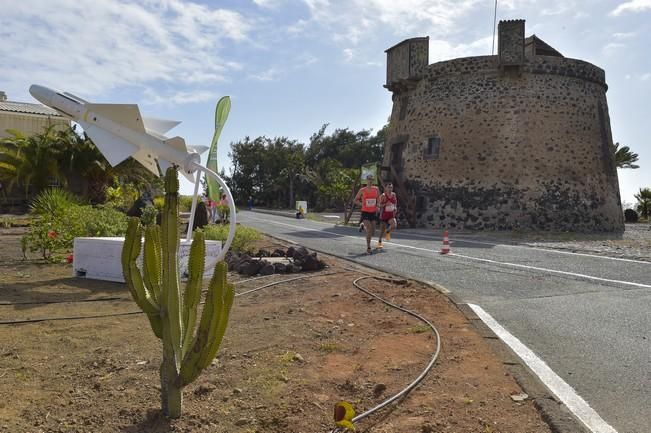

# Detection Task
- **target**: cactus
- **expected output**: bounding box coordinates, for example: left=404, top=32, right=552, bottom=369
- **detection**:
left=121, top=167, right=234, bottom=418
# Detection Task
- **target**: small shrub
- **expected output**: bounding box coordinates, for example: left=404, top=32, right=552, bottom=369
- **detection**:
left=105, top=184, right=139, bottom=211
left=0, top=217, right=11, bottom=228
left=624, top=208, right=639, bottom=223
left=29, top=188, right=81, bottom=216
left=203, top=224, right=261, bottom=253
left=179, top=195, right=194, bottom=212
left=153, top=196, right=165, bottom=210
left=22, top=204, right=127, bottom=260
left=140, top=204, right=159, bottom=226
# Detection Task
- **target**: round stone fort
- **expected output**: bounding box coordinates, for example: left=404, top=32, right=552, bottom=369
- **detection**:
left=382, top=19, right=624, bottom=232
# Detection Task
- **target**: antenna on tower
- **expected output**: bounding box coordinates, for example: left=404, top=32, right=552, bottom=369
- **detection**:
left=491, top=0, right=498, bottom=55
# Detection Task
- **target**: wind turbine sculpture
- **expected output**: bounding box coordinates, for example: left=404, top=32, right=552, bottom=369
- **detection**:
left=29, top=84, right=236, bottom=260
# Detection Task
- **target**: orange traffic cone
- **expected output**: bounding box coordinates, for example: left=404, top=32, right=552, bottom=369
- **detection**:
left=440, top=230, right=450, bottom=255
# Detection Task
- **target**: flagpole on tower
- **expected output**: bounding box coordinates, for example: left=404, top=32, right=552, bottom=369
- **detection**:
left=492, top=0, right=498, bottom=55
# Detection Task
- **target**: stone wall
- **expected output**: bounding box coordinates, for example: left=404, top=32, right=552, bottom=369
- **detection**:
left=384, top=53, right=624, bottom=232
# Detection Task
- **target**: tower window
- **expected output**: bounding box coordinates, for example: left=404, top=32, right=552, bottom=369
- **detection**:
left=424, top=135, right=441, bottom=159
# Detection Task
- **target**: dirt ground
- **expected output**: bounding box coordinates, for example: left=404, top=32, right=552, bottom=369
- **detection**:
left=0, top=226, right=553, bottom=433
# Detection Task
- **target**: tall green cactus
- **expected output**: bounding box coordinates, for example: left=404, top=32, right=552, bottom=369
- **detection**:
left=121, top=167, right=234, bottom=418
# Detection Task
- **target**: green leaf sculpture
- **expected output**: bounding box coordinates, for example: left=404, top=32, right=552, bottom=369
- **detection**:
left=121, top=167, right=234, bottom=418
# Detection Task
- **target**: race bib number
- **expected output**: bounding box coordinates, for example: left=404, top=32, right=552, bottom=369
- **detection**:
left=365, top=198, right=376, bottom=207
left=385, top=203, right=395, bottom=212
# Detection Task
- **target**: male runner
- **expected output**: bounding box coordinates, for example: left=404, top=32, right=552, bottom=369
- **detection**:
left=377, top=182, right=397, bottom=248
left=354, top=175, right=380, bottom=254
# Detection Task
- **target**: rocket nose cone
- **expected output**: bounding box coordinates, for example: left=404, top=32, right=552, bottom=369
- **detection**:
left=29, top=84, right=55, bottom=106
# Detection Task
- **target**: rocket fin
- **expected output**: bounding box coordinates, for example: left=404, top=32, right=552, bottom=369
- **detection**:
left=85, top=103, right=146, bottom=133
left=166, top=136, right=187, bottom=152
left=158, top=158, right=173, bottom=174
left=143, top=117, right=181, bottom=135
left=188, top=145, right=209, bottom=155
left=132, top=149, right=161, bottom=177
left=78, top=121, right=137, bottom=167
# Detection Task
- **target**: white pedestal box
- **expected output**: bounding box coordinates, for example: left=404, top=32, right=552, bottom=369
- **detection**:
left=73, top=237, right=222, bottom=283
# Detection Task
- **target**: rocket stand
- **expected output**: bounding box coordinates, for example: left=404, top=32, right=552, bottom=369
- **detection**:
left=184, top=163, right=236, bottom=263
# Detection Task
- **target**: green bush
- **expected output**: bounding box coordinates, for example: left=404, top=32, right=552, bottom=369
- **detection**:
left=105, top=184, right=139, bottom=211
left=22, top=204, right=128, bottom=260
left=203, top=224, right=261, bottom=253
left=179, top=196, right=194, bottom=212
left=29, top=188, right=81, bottom=216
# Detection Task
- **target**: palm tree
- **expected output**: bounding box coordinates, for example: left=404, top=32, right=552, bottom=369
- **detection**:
left=610, top=142, right=639, bottom=169
left=634, top=188, right=651, bottom=220
left=0, top=125, right=67, bottom=197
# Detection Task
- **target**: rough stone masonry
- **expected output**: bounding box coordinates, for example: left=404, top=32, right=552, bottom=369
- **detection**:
left=383, top=19, right=624, bottom=232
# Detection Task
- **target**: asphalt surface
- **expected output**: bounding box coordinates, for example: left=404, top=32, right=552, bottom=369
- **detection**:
left=239, top=210, right=650, bottom=433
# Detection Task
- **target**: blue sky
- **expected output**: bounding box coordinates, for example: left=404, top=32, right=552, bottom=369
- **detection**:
left=1, top=0, right=649, bottom=206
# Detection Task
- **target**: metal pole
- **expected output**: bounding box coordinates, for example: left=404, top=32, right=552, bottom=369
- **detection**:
left=190, top=163, right=236, bottom=263
left=185, top=171, right=202, bottom=241
left=492, top=0, right=498, bottom=55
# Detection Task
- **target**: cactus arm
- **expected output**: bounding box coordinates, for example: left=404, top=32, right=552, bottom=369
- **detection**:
left=179, top=262, right=233, bottom=386
left=196, top=262, right=233, bottom=369
left=143, top=225, right=162, bottom=305
left=122, top=218, right=160, bottom=314
left=160, top=168, right=184, bottom=372
left=122, top=217, right=163, bottom=338
left=181, top=230, right=206, bottom=357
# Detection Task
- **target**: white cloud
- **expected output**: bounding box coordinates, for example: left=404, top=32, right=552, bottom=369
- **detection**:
left=429, top=36, right=493, bottom=62
left=343, top=48, right=355, bottom=62
left=0, top=0, right=252, bottom=102
left=143, top=88, right=221, bottom=105
left=613, top=31, right=637, bottom=39
left=249, top=67, right=281, bottom=81
left=253, top=0, right=284, bottom=8
left=602, top=42, right=626, bottom=54
left=610, top=0, right=651, bottom=16
left=641, top=73, right=651, bottom=80
left=296, top=0, right=484, bottom=44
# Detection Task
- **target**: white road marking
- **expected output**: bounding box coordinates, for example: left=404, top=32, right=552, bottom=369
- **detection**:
left=450, top=252, right=651, bottom=289
left=243, top=215, right=651, bottom=288
left=248, top=213, right=650, bottom=264
left=467, top=304, right=618, bottom=433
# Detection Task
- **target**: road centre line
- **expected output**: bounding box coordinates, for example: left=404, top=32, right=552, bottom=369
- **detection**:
left=467, top=304, right=618, bottom=433
left=450, top=252, right=651, bottom=289
left=244, top=215, right=651, bottom=289
left=249, top=212, right=650, bottom=264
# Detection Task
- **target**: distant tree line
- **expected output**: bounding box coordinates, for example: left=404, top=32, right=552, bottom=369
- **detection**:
left=226, top=124, right=386, bottom=210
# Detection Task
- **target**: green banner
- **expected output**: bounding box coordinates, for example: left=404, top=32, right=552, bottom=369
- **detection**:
left=207, top=96, right=231, bottom=202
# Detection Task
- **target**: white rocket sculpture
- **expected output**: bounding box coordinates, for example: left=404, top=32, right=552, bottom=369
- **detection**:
left=29, top=84, right=235, bottom=258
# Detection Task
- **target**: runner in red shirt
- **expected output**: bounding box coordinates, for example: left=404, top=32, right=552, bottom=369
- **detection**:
left=377, top=182, right=397, bottom=248
left=354, top=175, right=380, bottom=254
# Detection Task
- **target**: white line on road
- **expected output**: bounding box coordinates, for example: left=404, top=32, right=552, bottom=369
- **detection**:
left=244, top=215, right=651, bottom=289
left=467, top=303, right=618, bottom=433
left=450, top=252, right=651, bottom=289
left=247, top=212, right=650, bottom=264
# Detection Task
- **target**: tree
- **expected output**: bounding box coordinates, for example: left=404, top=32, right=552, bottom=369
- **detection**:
left=610, top=142, right=639, bottom=169
left=306, top=124, right=384, bottom=169
left=634, top=187, right=651, bottom=219
left=0, top=125, right=67, bottom=197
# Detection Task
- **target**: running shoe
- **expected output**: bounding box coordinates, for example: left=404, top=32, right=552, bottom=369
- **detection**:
left=377, top=241, right=383, bottom=249
left=385, top=231, right=391, bottom=241
left=359, top=223, right=364, bottom=233
left=366, top=247, right=372, bottom=255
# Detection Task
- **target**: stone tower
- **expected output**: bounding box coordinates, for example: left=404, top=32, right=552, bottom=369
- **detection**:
left=382, top=19, right=623, bottom=232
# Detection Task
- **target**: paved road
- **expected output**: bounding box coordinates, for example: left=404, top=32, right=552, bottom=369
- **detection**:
left=239, top=210, right=650, bottom=433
